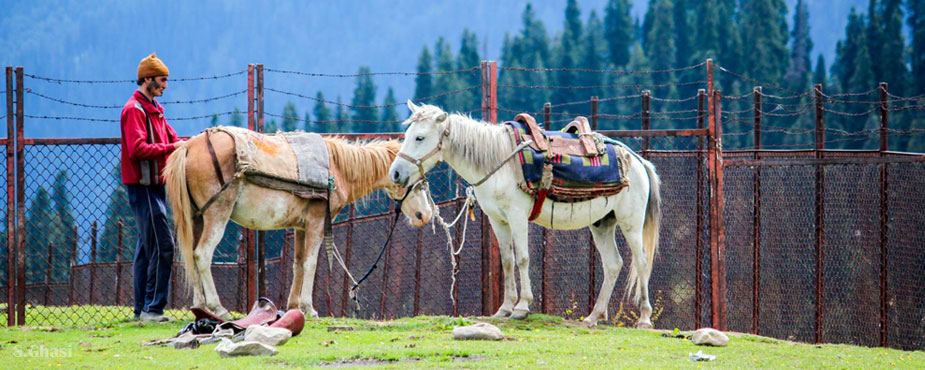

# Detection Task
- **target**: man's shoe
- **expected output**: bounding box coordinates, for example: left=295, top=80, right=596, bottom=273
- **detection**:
left=132, top=314, right=141, bottom=321
left=140, top=312, right=174, bottom=323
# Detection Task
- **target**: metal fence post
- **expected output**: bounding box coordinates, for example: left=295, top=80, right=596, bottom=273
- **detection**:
left=479, top=60, right=501, bottom=316
left=708, top=86, right=727, bottom=331
left=90, top=221, right=97, bottom=306
left=752, top=86, right=762, bottom=335
left=5, top=66, right=14, bottom=326
left=590, top=96, right=598, bottom=131
left=116, top=219, right=123, bottom=306
left=878, top=82, right=889, bottom=347
left=543, top=102, right=551, bottom=131
left=641, top=90, right=651, bottom=154
left=695, top=88, right=705, bottom=329
left=813, top=83, right=825, bottom=344
left=244, top=64, right=256, bottom=311
left=15, top=66, right=25, bottom=325
left=256, top=64, right=266, bottom=300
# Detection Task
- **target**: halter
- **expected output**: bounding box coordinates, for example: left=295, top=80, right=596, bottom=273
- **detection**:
left=396, top=123, right=450, bottom=182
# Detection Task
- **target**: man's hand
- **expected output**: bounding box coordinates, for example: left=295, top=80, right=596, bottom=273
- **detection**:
left=173, top=141, right=184, bottom=149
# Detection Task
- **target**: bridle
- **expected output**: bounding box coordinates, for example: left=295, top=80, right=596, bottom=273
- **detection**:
left=396, top=123, right=450, bottom=183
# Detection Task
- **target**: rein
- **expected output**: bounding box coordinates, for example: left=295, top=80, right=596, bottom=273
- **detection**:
left=347, top=180, right=420, bottom=313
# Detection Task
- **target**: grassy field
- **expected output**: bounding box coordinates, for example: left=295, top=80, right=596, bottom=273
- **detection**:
left=0, top=308, right=923, bottom=369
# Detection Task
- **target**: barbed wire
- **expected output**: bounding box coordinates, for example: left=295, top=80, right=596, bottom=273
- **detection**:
left=23, top=111, right=234, bottom=123
left=649, top=108, right=699, bottom=116
left=597, top=94, right=643, bottom=102
left=886, top=91, right=925, bottom=102
left=821, top=106, right=878, bottom=117
left=23, top=70, right=247, bottom=84
left=549, top=99, right=592, bottom=109
left=824, top=88, right=879, bottom=98
left=498, top=80, right=704, bottom=91
left=25, top=88, right=247, bottom=109
left=598, top=112, right=642, bottom=120
left=265, top=85, right=480, bottom=109
left=650, top=113, right=705, bottom=121
left=888, top=104, right=925, bottom=112
left=265, top=66, right=480, bottom=78
left=758, top=90, right=814, bottom=100
left=649, top=94, right=700, bottom=103
left=714, top=65, right=803, bottom=95
left=264, top=112, right=404, bottom=125
left=498, top=61, right=707, bottom=75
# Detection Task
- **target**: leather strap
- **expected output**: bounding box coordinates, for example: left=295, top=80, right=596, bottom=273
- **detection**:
left=205, top=130, right=226, bottom=186
left=529, top=189, right=547, bottom=221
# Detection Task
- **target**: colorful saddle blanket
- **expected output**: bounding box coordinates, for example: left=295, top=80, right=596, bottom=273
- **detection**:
left=505, top=120, right=630, bottom=202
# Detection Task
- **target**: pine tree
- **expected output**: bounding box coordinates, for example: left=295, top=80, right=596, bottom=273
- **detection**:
left=643, top=0, right=678, bottom=100
left=604, top=0, right=633, bottom=68
left=229, top=107, right=244, bottom=127
left=672, top=0, right=693, bottom=67
left=312, top=91, right=332, bottom=133
left=264, top=119, right=278, bottom=133
left=381, top=87, right=399, bottom=132
left=909, top=0, right=925, bottom=95
left=434, top=37, right=462, bottom=111
left=281, top=102, right=299, bottom=132
left=551, top=0, right=584, bottom=114
left=26, top=187, right=52, bottom=284
left=833, top=8, right=877, bottom=149
left=351, top=66, right=378, bottom=133
left=739, top=0, right=790, bottom=84
left=877, top=0, right=908, bottom=96
left=335, top=96, right=350, bottom=133
left=303, top=112, right=313, bottom=133
left=518, top=3, right=552, bottom=67
left=210, top=114, right=219, bottom=127
left=580, top=10, right=606, bottom=109
left=51, top=170, right=75, bottom=282
left=784, top=0, right=813, bottom=92
left=414, top=46, right=434, bottom=102
left=457, top=30, right=481, bottom=117
left=813, top=54, right=827, bottom=89
left=99, top=164, right=135, bottom=264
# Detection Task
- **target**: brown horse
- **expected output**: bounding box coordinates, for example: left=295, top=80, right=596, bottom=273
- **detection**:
left=164, top=128, right=433, bottom=319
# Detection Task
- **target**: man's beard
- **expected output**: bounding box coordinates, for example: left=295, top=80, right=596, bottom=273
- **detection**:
left=146, top=80, right=163, bottom=96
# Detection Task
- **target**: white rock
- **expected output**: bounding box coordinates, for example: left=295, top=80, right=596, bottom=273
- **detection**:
left=453, top=323, right=504, bottom=341
left=172, top=332, right=201, bottom=350
left=245, top=325, right=293, bottom=346
left=691, top=328, right=729, bottom=347
left=215, top=338, right=279, bottom=357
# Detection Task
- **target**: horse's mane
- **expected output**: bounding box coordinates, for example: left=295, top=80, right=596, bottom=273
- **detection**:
left=324, top=137, right=400, bottom=195
left=444, top=113, right=517, bottom=175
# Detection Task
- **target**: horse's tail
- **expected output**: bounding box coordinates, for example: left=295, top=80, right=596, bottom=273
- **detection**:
left=626, top=157, right=662, bottom=305
left=164, top=142, right=196, bottom=293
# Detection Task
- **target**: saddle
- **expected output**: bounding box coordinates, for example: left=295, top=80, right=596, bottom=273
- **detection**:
left=505, top=114, right=631, bottom=222
left=513, top=113, right=602, bottom=157
left=190, top=297, right=305, bottom=336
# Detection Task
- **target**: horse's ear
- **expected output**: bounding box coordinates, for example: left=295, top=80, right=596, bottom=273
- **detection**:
left=436, top=112, right=448, bottom=122
left=406, top=99, right=419, bottom=113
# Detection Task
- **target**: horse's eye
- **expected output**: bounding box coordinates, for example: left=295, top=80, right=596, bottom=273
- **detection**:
left=415, top=136, right=425, bottom=142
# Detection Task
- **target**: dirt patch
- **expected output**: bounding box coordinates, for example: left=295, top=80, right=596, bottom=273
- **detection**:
left=317, top=356, right=485, bottom=368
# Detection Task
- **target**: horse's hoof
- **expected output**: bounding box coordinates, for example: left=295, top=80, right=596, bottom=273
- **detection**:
left=635, top=321, right=653, bottom=330
left=510, top=309, right=530, bottom=320
left=582, top=317, right=599, bottom=327
left=491, top=309, right=512, bottom=319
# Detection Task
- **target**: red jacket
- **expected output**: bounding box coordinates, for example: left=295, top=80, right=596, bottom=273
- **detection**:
left=120, top=90, right=180, bottom=185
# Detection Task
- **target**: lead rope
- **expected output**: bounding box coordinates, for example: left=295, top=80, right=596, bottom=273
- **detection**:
left=427, top=185, right=477, bottom=308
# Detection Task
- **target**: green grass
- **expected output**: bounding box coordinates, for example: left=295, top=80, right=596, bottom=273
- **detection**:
left=1, top=310, right=923, bottom=369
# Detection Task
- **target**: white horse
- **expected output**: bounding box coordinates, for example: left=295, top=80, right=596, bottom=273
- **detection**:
left=389, top=101, right=661, bottom=328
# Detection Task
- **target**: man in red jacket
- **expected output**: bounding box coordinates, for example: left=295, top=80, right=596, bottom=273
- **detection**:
left=121, top=53, right=183, bottom=322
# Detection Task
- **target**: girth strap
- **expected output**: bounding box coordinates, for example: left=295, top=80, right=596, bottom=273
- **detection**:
left=205, top=130, right=226, bottom=186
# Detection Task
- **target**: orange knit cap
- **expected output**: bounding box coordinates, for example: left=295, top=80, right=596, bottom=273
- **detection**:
left=137, top=53, right=170, bottom=79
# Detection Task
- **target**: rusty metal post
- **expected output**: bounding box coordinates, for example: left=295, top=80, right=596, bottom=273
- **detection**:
left=90, top=221, right=97, bottom=306
left=341, top=207, right=354, bottom=317
left=116, top=219, right=123, bottom=306
left=244, top=64, right=257, bottom=308
left=543, top=102, right=552, bottom=130
left=5, top=66, right=14, bottom=326
left=45, top=241, right=52, bottom=305
left=479, top=60, right=501, bottom=315
left=878, top=82, right=889, bottom=347
left=414, top=228, right=423, bottom=316
left=641, top=90, right=651, bottom=154
left=708, top=89, right=727, bottom=331
left=590, top=96, right=599, bottom=131
left=695, top=88, right=705, bottom=328
left=69, top=225, right=77, bottom=306
left=256, top=64, right=266, bottom=299
left=15, top=66, right=25, bottom=325
left=752, top=86, right=762, bottom=335
left=813, top=83, right=825, bottom=344
left=379, top=226, right=392, bottom=318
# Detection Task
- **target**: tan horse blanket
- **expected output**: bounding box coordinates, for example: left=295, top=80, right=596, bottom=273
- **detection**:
left=210, top=126, right=330, bottom=193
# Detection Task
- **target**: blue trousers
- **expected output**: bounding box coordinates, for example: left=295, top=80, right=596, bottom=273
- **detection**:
left=127, top=184, right=175, bottom=316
